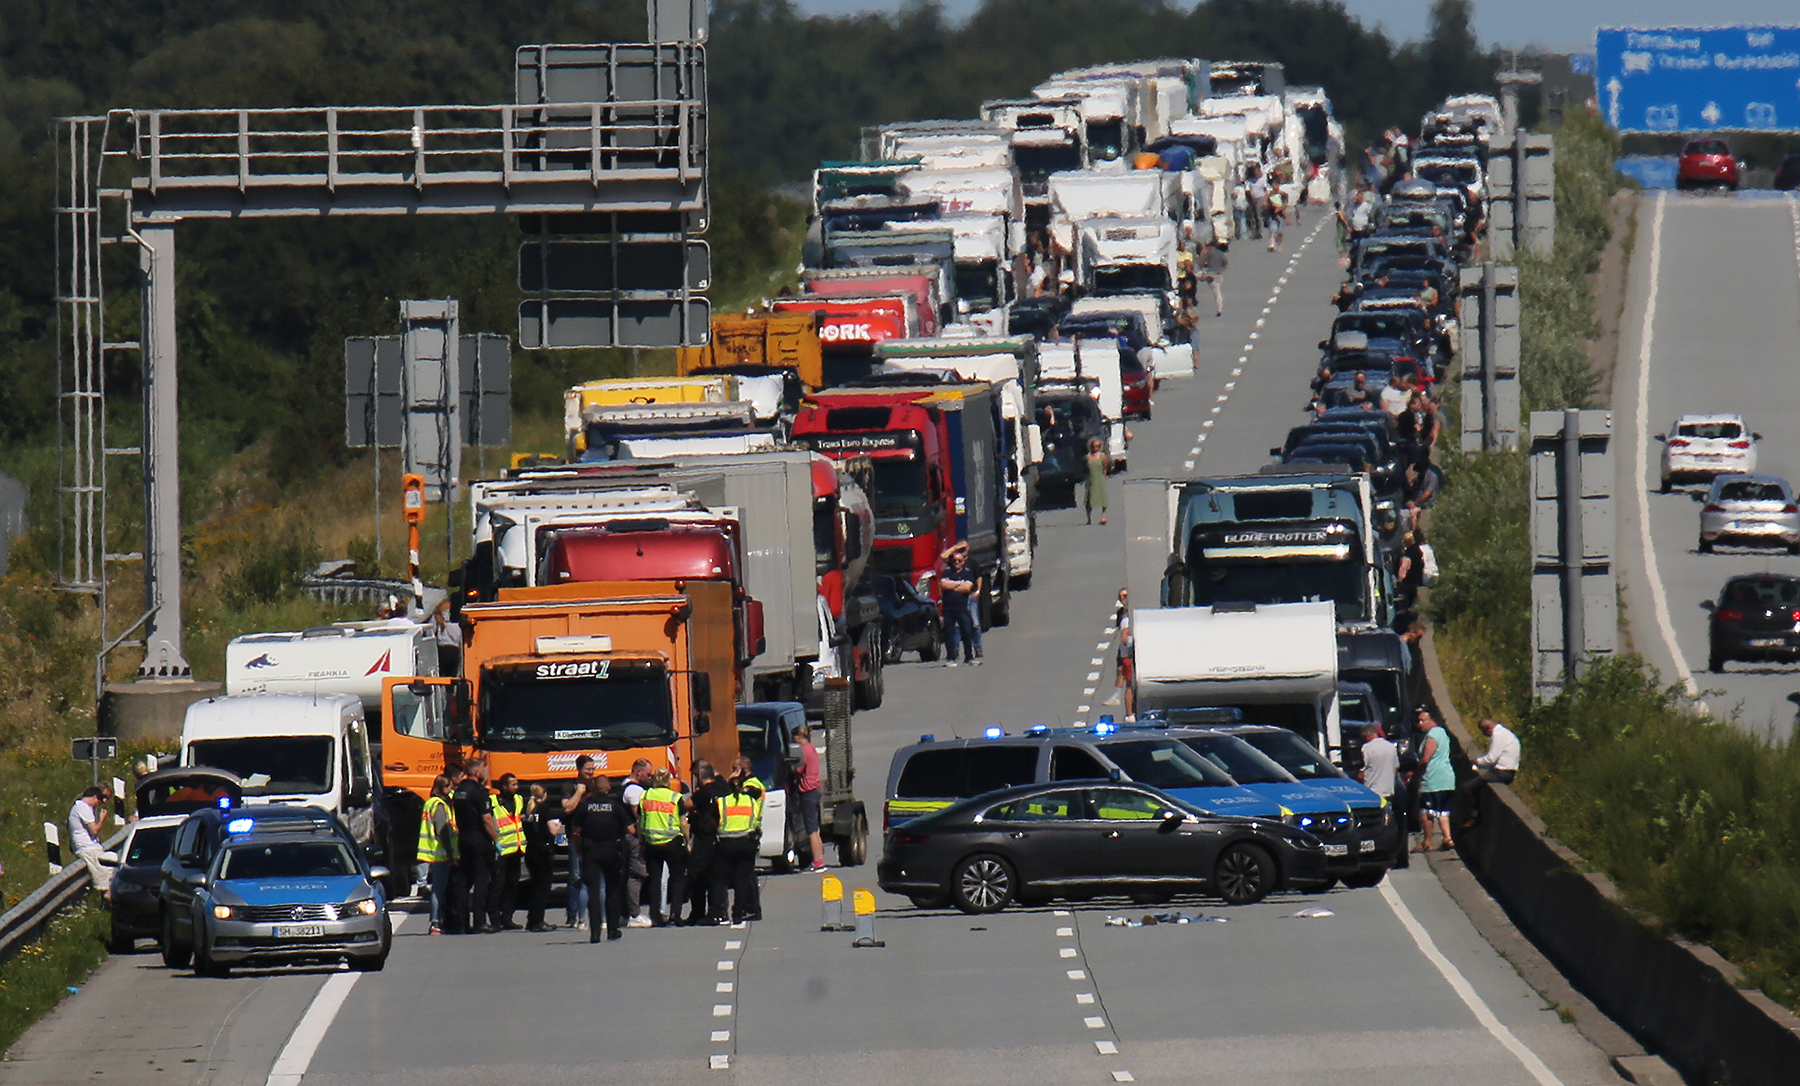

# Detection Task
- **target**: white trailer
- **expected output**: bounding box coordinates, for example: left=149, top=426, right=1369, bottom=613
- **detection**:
left=1132, top=601, right=1343, bottom=760
left=226, top=623, right=438, bottom=714
left=1069, top=294, right=1195, bottom=379
left=1046, top=170, right=1180, bottom=257
left=1039, top=337, right=1127, bottom=466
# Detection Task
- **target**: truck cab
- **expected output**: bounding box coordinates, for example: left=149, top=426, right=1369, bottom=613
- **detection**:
left=179, top=694, right=381, bottom=849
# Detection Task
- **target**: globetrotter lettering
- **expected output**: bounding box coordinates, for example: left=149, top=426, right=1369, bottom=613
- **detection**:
left=1220, top=529, right=1333, bottom=545
left=534, top=658, right=611, bottom=679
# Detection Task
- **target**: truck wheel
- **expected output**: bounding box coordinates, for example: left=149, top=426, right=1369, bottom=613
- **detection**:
left=855, top=629, right=885, bottom=710
left=1010, top=572, right=1032, bottom=592
left=991, top=586, right=1011, bottom=628
left=836, top=811, right=869, bottom=867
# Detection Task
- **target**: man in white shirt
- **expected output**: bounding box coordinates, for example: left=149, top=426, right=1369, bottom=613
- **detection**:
left=69, top=786, right=114, bottom=891
left=1458, top=717, right=1521, bottom=830
left=1379, top=375, right=1412, bottom=417
left=1355, top=724, right=1406, bottom=870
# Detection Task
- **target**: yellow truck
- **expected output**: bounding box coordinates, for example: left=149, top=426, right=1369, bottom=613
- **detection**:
left=676, top=312, right=825, bottom=391
left=563, top=375, right=739, bottom=458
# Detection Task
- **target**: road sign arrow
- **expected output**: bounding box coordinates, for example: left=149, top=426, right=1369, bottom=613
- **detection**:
left=1702, top=100, right=1722, bottom=125
left=1607, top=78, right=1622, bottom=127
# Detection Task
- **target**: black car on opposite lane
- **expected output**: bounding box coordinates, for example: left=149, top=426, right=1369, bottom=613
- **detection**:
left=878, top=779, right=1326, bottom=913
left=1704, top=573, right=1800, bottom=672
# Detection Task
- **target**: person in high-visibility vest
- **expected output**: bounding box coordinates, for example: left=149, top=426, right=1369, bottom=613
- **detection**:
left=486, top=773, right=527, bottom=931
left=416, top=774, right=459, bottom=936
left=638, top=767, right=692, bottom=926
left=710, top=756, right=766, bottom=924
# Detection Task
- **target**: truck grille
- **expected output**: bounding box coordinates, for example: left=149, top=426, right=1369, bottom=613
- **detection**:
left=236, top=902, right=341, bottom=923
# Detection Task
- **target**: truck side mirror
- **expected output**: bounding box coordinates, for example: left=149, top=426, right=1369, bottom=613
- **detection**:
left=746, top=599, right=767, bottom=658
left=448, top=680, right=475, bottom=744
left=690, top=672, right=714, bottom=712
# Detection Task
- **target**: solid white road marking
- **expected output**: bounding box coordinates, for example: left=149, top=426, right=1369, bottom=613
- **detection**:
left=1379, top=881, right=1565, bottom=1086
left=1629, top=193, right=1698, bottom=697
left=264, top=973, right=359, bottom=1086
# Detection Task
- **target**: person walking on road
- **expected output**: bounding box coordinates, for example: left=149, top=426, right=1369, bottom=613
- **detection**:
left=684, top=761, right=724, bottom=925
left=1198, top=241, right=1227, bottom=317
left=638, top=767, right=691, bottom=926
left=1414, top=708, right=1455, bottom=853
left=69, top=786, right=114, bottom=892
left=1085, top=438, right=1110, bottom=525
left=520, top=783, right=558, bottom=932
left=938, top=541, right=982, bottom=666
left=486, top=773, right=526, bottom=930
left=417, top=774, right=459, bottom=934
left=570, top=771, right=630, bottom=942
left=794, top=724, right=828, bottom=872
left=712, top=757, right=766, bottom=924
left=1103, top=589, right=1136, bottom=717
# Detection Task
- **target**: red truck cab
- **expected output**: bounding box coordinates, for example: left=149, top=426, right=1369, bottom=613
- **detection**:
left=793, top=395, right=954, bottom=601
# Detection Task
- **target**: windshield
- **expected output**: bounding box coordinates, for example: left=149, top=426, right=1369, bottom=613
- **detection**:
left=1234, top=730, right=1345, bottom=782
left=188, top=737, right=333, bottom=796
left=1183, top=557, right=1368, bottom=624
left=219, top=840, right=359, bottom=880
left=1014, top=143, right=1081, bottom=182
left=869, top=455, right=932, bottom=525
left=1101, top=739, right=1236, bottom=788
left=1092, top=264, right=1170, bottom=295
left=1339, top=314, right=1415, bottom=340
left=125, top=825, right=177, bottom=866
left=1178, top=735, right=1296, bottom=784
left=955, top=261, right=1000, bottom=309
left=482, top=665, right=674, bottom=751
left=1087, top=120, right=1125, bottom=161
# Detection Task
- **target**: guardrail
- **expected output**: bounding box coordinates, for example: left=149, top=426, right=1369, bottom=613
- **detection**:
left=0, top=829, right=125, bottom=965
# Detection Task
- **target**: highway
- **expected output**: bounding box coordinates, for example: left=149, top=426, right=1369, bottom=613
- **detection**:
left=1, top=207, right=1622, bottom=1086
left=1616, top=191, right=1800, bottom=738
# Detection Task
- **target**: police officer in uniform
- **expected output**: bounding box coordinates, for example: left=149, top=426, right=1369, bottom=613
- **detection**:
left=487, top=773, right=526, bottom=930
left=638, top=768, right=691, bottom=926
left=519, top=783, right=559, bottom=932
left=683, top=761, right=723, bottom=925
left=452, top=758, right=499, bottom=933
left=570, top=771, right=631, bottom=942
left=711, top=756, right=766, bottom=924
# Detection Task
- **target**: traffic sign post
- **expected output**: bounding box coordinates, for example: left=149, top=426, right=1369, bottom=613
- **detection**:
left=1596, top=25, right=1800, bottom=133
left=71, top=736, right=118, bottom=786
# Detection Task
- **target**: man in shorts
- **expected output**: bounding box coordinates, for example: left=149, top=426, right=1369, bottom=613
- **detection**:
left=794, top=723, right=827, bottom=872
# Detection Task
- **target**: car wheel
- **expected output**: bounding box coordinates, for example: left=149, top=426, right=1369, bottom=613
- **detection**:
left=160, top=910, right=191, bottom=970
left=1341, top=869, right=1387, bottom=889
left=1214, top=842, right=1278, bottom=906
left=1659, top=476, right=1671, bottom=494
left=1709, top=652, right=1726, bottom=673
left=1788, top=542, right=1799, bottom=556
left=351, top=952, right=387, bottom=973
left=1699, top=537, right=1714, bottom=553
left=951, top=854, right=1016, bottom=914
left=108, top=924, right=135, bottom=955
left=917, top=625, right=941, bottom=663
left=907, top=894, right=949, bottom=910
left=193, top=937, right=229, bottom=978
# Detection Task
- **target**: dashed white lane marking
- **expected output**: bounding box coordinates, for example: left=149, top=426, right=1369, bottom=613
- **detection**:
left=724, top=940, right=742, bottom=950
left=710, top=1055, right=731, bottom=1070
left=1380, top=881, right=1565, bottom=1086
left=717, top=981, right=733, bottom=992
left=1090, top=657, right=1105, bottom=665
left=711, top=1030, right=730, bottom=1043
left=1096, top=1041, right=1119, bottom=1055
left=1112, top=1073, right=1137, bottom=1083
left=1629, top=192, right=1698, bottom=698
left=1057, top=926, right=1075, bottom=936
left=1054, top=910, right=1072, bottom=916
left=1077, top=704, right=1090, bottom=713
left=1077, top=992, right=1096, bottom=1004
left=712, top=1004, right=732, bottom=1017
left=1183, top=214, right=1327, bottom=475
left=1086, top=671, right=1101, bottom=681
left=1067, top=969, right=1086, bottom=979
left=1084, top=1016, right=1108, bottom=1029
left=717, top=959, right=734, bottom=970
left=1060, top=946, right=1080, bottom=958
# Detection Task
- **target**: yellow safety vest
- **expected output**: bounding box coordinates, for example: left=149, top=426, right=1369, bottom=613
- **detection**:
left=490, top=793, right=525, bottom=856
left=417, top=794, right=459, bottom=863
left=640, top=786, right=684, bottom=845
left=717, top=776, right=766, bottom=838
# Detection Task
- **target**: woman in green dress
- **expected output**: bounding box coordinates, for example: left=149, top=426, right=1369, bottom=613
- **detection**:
left=1085, top=438, right=1109, bottom=525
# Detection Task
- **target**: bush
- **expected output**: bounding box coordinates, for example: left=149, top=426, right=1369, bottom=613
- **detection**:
left=220, top=536, right=319, bottom=609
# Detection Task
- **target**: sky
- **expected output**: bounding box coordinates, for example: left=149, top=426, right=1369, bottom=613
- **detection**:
left=786, top=0, right=1800, bottom=54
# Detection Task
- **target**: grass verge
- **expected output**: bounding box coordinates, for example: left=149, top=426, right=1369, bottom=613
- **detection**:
left=1429, top=107, right=1800, bottom=1012
left=0, top=896, right=111, bottom=1057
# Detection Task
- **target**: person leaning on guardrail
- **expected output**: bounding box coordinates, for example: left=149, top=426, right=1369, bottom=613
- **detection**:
left=69, top=786, right=115, bottom=892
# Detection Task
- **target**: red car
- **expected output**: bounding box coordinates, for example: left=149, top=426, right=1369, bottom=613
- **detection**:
left=1121, top=354, right=1153, bottom=420
left=1677, top=139, right=1739, bottom=191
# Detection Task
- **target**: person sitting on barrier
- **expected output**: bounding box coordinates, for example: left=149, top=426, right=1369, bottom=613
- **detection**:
left=1457, top=717, right=1520, bottom=831
left=69, top=786, right=114, bottom=892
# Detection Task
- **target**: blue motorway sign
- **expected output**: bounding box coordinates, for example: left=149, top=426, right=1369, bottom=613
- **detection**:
left=1596, top=26, right=1800, bottom=133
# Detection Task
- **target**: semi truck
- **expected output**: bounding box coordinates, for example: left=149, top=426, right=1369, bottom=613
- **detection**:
left=981, top=96, right=1088, bottom=227
left=1038, top=338, right=1127, bottom=467
left=225, top=622, right=437, bottom=716
left=794, top=382, right=1010, bottom=625
left=676, top=311, right=825, bottom=393
left=873, top=336, right=1041, bottom=589
left=563, top=375, right=738, bottom=459
left=1123, top=467, right=1391, bottom=634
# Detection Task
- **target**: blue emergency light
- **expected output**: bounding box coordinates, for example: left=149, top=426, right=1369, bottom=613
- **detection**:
left=919, top=734, right=936, bottom=743
left=216, top=795, right=233, bottom=810
left=983, top=727, right=1004, bottom=739
left=226, top=817, right=255, bottom=835
left=1026, top=724, right=1048, bottom=735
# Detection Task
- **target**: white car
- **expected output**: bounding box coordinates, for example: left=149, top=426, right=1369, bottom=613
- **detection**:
left=1659, top=414, right=1759, bottom=492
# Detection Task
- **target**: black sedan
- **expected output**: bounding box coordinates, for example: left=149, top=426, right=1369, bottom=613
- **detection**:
left=878, top=779, right=1327, bottom=913
left=1704, top=574, right=1800, bottom=672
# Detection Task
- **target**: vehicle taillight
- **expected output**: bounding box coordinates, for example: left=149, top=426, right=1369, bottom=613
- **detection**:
left=1729, top=440, right=1750, bottom=449
left=1791, top=610, right=1800, bottom=622
left=1784, top=505, right=1798, bottom=514
left=1718, top=608, right=1744, bottom=622
left=1705, top=504, right=1726, bottom=513
left=893, top=831, right=929, bottom=847
left=1669, top=438, right=1689, bottom=448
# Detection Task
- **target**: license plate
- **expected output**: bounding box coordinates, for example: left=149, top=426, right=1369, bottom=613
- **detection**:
left=273, top=924, right=325, bottom=938
left=1747, top=638, right=1787, bottom=648
left=1323, top=843, right=1349, bottom=857
left=1360, top=840, right=1378, bottom=851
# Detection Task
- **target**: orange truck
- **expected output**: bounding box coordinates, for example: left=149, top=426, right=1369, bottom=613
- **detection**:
left=676, top=311, right=825, bottom=391
left=379, top=580, right=740, bottom=805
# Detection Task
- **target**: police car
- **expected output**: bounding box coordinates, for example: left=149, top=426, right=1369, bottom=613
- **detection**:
left=159, top=804, right=391, bottom=976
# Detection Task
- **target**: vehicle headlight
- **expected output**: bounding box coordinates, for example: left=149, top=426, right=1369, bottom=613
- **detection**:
left=212, top=905, right=234, bottom=920
left=353, top=898, right=379, bottom=916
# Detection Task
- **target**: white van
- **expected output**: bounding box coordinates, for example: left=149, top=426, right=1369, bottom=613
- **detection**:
left=179, top=694, right=380, bottom=846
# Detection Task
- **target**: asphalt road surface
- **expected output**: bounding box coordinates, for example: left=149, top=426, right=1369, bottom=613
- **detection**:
left=1616, top=191, right=1800, bottom=739
left=2, top=208, right=1622, bottom=1086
